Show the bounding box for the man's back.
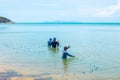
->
[51,41,58,48]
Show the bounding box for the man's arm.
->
[66,53,75,57]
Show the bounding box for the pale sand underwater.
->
[0,24,120,80]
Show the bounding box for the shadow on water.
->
[0,70,22,80]
[0,70,54,80]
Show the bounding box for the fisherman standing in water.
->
[48,38,52,47]
[62,46,75,59]
[51,37,59,48]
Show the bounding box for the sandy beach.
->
[8,74,120,80]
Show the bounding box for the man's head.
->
[53,37,56,41]
[64,46,68,51]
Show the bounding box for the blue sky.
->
[0,0,120,22]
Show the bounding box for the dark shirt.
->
[62,51,74,59]
[51,41,59,48]
[48,40,52,46]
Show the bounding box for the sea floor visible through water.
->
[0,23,120,80]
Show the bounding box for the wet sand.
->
[10,74,120,80]
[0,71,119,80]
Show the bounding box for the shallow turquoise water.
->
[0,24,120,79]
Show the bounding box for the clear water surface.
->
[0,23,120,79]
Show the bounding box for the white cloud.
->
[96,0,120,17]
[1,0,119,22]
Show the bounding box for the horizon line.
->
[15,22,120,24]
[1,21,120,24]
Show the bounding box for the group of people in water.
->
[48,37,75,59]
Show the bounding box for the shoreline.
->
[5,74,120,80]
[0,70,119,80]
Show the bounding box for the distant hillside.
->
[0,16,14,23]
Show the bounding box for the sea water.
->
[0,23,120,79]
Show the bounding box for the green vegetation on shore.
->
[0,16,14,23]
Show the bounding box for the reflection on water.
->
[48,46,59,53]
[62,58,75,73]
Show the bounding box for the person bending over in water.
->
[48,38,52,46]
[62,46,75,59]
